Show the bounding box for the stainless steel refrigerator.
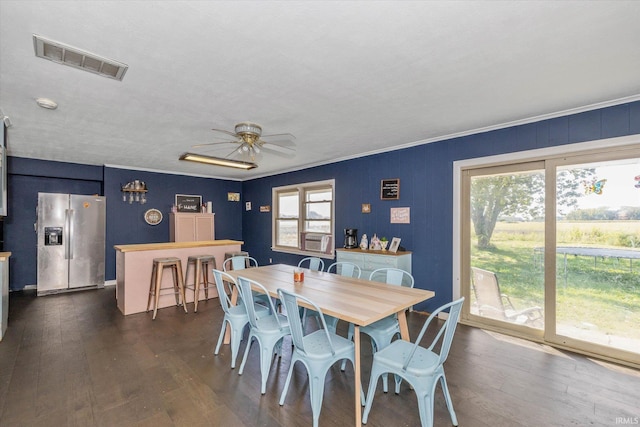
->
[36,192,106,295]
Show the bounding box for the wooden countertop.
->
[114,240,243,253]
[336,248,412,256]
[0,252,11,260]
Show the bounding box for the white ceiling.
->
[1,1,640,180]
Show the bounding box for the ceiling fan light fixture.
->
[234,122,262,137]
[179,152,257,170]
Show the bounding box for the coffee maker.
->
[344,228,358,249]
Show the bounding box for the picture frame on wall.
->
[389,237,401,253]
[380,178,400,200]
[175,194,202,213]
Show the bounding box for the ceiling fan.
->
[192,122,296,162]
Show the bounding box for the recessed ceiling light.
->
[36,98,58,110]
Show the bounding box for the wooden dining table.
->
[225,263,435,427]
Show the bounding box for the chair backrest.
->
[237,276,281,329]
[326,261,361,278]
[470,267,507,320]
[369,268,414,288]
[212,269,238,315]
[277,288,337,356]
[298,257,325,271]
[403,297,465,370]
[223,255,258,272]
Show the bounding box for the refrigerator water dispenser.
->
[44,227,63,245]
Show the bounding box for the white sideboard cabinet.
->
[336,248,411,280]
[170,213,215,242]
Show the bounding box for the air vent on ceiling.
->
[33,34,128,81]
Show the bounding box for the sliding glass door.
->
[463,162,545,338]
[461,145,640,366]
[549,154,640,359]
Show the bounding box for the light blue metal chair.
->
[212,269,269,369]
[303,261,362,333]
[277,288,364,427]
[237,276,291,394]
[326,261,361,278]
[297,256,325,271]
[362,297,465,427]
[223,255,258,271]
[342,267,415,391]
[223,255,272,308]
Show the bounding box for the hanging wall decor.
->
[390,207,410,224]
[381,178,400,200]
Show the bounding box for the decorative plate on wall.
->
[144,208,163,226]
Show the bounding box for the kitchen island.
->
[114,240,243,315]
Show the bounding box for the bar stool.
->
[185,254,217,312]
[147,257,188,320]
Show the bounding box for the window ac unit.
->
[302,233,331,253]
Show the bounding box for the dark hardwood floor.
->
[0,287,638,426]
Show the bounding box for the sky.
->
[574,159,640,210]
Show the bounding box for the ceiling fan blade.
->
[261,145,296,158]
[261,132,296,140]
[223,147,243,159]
[260,140,296,152]
[191,140,237,148]
[211,128,240,138]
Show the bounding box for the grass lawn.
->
[470,221,640,341]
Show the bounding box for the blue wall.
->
[242,101,640,311]
[5,101,640,302]
[5,160,243,290]
[5,158,103,290]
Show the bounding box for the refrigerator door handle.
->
[67,209,75,260]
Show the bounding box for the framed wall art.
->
[381,178,400,200]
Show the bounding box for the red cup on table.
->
[294,268,304,282]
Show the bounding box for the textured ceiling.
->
[1,1,640,180]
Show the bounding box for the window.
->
[272,179,335,257]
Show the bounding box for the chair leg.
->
[214,318,227,356]
[362,369,382,424]
[309,369,327,427]
[229,323,246,369]
[439,373,458,426]
[394,374,403,394]
[279,357,297,405]
[260,337,282,394]
[416,389,435,427]
[238,333,254,375]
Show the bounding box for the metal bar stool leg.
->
[176,261,187,313]
[147,262,157,313]
[194,259,202,312]
[153,262,163,320]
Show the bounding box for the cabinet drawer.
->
[363,254,397,270]
[337,252,364,264]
